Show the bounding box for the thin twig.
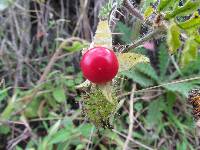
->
[112,129,154,150]
[119,76,200,98]
[135,76,200,93]
[123,84,136,150]
[86,126,95,150]
[38,37,86,83]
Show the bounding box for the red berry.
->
[80,47,119,84]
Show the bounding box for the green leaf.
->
[1,94,17,120]
[49,128,73,144]
[116,22,132,44]
[0,125,10,134]
[181,56,200,75]
[64,41,87,52]
[158,44,169,79]
[134,102,143,112]
[166,91,176,110]
[78,124,95,138]
[76,144,85,150]
[167,22,181,53]
[195,35,200,44]
[166,110,188,134]
[163,81,198,97]
[53,87,66,103]
[180,38,198,67]
[49,120,61,136]
[165,1,200,19]
[135,63,159,81]
[121,69,155,87]
[176,140,188,150]
[16,146,23,150]
[146,99,165,128]
[24,98,41,118]
[117,53,149,72]
[157,0,173,12]
[0,88,8,102]
[178,13,200,29]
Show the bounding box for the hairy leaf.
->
[167,22,181,53]
[180,38,198,67]
[117,53,149,72]
[158,44,169,79]
[163,81,199,97]
[178,13,200,29]
[121,69,155,87]
[116,22,132,44]
[181,56,200,75]
[53,87,66,103]
[158,0,173,12]
[93,20,112,49]
[165,1,200,19]
[135,63,159,82]
[146,98,165,128]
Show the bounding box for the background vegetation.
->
[0,0,200,149]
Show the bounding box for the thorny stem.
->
[122,27,166,52]
[123,0,144,21]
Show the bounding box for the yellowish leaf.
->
[94,20,112,49]
[144,6,154,19]
[167,22,181,53]
[117,53,150,72]
[76,80,91,89]
[98,83,114,104]
[180,38,198,67]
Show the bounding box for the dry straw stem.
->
[120,76,200,98]
[38,37,88,83]
[123,84,136,150]
[10,37,88,116]
[112,129,154,150]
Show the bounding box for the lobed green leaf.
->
[167,22,181,53]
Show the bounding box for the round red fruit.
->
[80,47,119,84]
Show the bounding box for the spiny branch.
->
[123,27,166,52]
[123,0,144,21]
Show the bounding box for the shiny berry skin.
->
[80,47,119,84]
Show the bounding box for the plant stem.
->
[123,0,144,21]
[123,27,166,52]
[112,129,154,150]
[123,84,136,150]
